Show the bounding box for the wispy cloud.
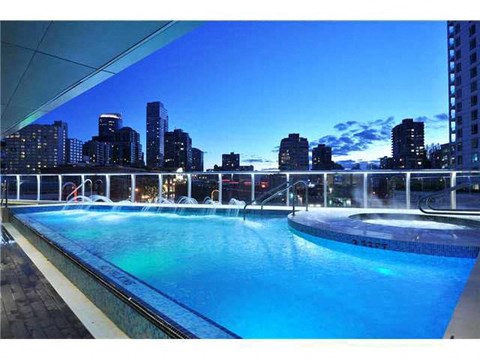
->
[310,116,395,156]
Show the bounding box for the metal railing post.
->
[81,175,85,197]
[16,175,20,200]
[131,174,136,203]
[451,172,457,209]
[58,175,62,202]
[251,173,255,202]
[292,186,296,216]
[106,174,111,200]
[406,172,411,209]
[286,173,290,207]
[158,174,163,202]
[323,173,328,208]
[36,175,41,201]
[187,174,192,198]
[218,173,223,204]
[363,173,368,208]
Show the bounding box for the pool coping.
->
[9,207,241,339]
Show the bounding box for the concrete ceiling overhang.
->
[0,20,201,137]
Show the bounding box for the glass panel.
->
[19,175,38,200]
[305,174,326,207]
[191,174,219,204]
[456,174,480,210]
[289,174,312,207]
[3,175,18,200]
[221,174,253,204]
[163,174,187,203]
[40,175,59,201]
[254,174,287,206]
[135,175,159,203]
[326,173,364,208]
[110,175,132,202]
[61,175,81,201]
[367,173,406,208]
[410,173,451,209]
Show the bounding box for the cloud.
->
[415,113,449,130]
[310,116,395,156]
[243,158,266,163]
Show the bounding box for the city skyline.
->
[33,21,449,170]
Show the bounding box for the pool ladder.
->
[243,180,309,220]
[418,180,480,216]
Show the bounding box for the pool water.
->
[23,209,475,339]
[363,219,468,230]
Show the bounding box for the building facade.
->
[3,121,68,173]
[66,138,84,164]
[222,152,240,170]
[448,21,480,170]
[98,113,123,141]
[164,129,192,171]
[392,119,425,169]
[112,127,143,167]
[311,144,333,170]
[82,140,112,166]
[278,133,309,170]
[191,147,204,171]
[146,101,169,169]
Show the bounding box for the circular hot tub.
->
[288,210,480,258]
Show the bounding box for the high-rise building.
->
[222,152,240,170]
[112,127,143,167]
[83,140,112,166]
[164,129,192,171]
[448,21,480,170]
[380,156,394,170]
[98,113,123,141]
[146,101,169,169]
[278,133,309,170]
[4,121,68,173]
[191,148,204,171]
[392,119,425,169]
[311,144,333,170]
[428,143,454,169]
[66,138,84,164]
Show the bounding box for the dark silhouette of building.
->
[98,113,122,141]
[164,129,192,171]
[83,140,112,166]
[278,133,309,170]
[380,156,394,169]
[448,21,480,170]
[222,152,240,170]
[428,143,453,169]
[146,101,169,169]
[112,127,143,167]
[4,121,68,173]
[392,119,425,169]
[66,138,84,164]
[192,147,204,171]
[312,144,333,170]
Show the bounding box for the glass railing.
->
[1,170,479,210]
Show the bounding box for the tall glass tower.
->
[146,101,169,169]
[448,21,480,170]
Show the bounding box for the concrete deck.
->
[1,228,93,338]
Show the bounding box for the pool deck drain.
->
[1,223,127,339]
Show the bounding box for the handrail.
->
[243,180,309,220]
[418,181,480,216]
[66,179,93,202]
[260,180,309,212]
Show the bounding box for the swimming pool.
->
[14,207,475,339]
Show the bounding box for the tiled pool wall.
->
[288,217,480,258]
[10,215,185,339]
[9,206,243,339]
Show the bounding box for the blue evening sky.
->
[36,21,449,170]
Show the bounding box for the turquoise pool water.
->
[22,209,475,338]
